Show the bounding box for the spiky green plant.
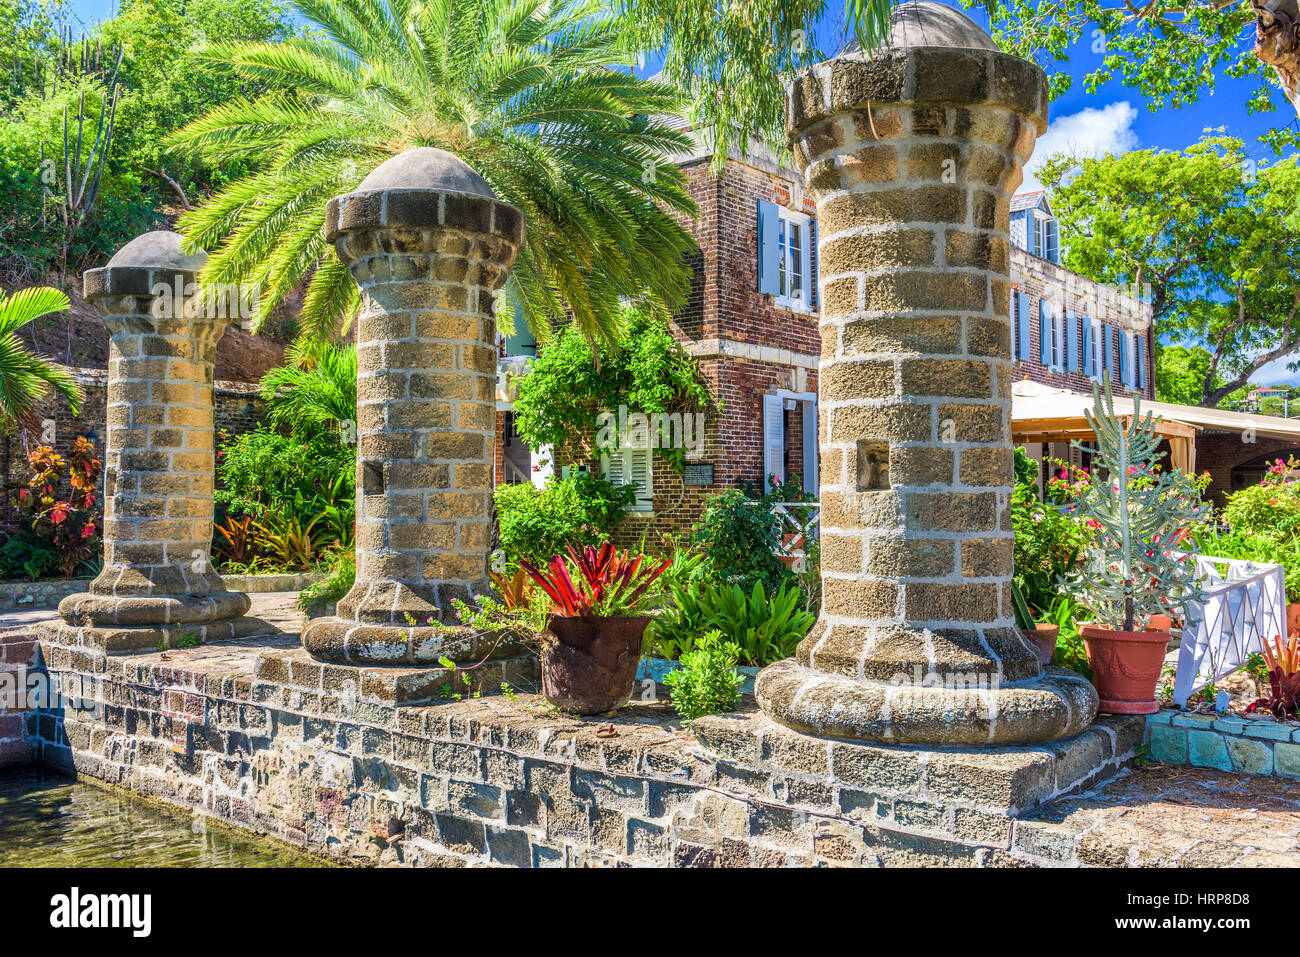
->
[1067,381,1210,632]
[258,342,357,442]
[0,286,83,433]
[166,0,698,350]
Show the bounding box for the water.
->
[0,768,332,867]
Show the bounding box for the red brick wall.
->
[1197,433,1300,507]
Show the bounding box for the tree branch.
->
[131,162,191,210]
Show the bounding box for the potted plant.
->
[1011,579,1058,667]
[1067,382,1210,714]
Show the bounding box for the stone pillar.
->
[302,148,527,665]
[41,231,267,653]
[755,3,1097,745]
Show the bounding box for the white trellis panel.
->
[769,502,820,561]
[1173,552,1287,708]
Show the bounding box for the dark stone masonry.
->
[19,631,1144,866]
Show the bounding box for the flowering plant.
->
[14,438,102,577]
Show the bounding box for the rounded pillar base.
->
[755,658,1098,745]
[301,616,526,665]
[58,590,251,628]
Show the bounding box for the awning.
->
[1012,380,1300,442]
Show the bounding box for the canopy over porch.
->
[1009,381,1300,475]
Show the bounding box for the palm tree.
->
[0,287,84,435]
[167,0,699,350]
[259,342,357,441]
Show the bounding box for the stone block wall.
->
[21,633,1144,867]
[0,630,39,767]
[1145,710,1300,778]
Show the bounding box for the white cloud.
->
[1021,101,1140,193]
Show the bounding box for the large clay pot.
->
[542,615,650,715]
[1080,624,1171,714]
[1287,603,1300,635]
[1021,623,1059,668]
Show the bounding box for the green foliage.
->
[167,0,698,351]
[511,308,713,471]
[0,0,294,284]
[494,472,636,568]
[1042,594,1092,680]
[964,1,1280,120]
[0,286,83,432]
[1010,579,1036,630]
[1154,344,1221,407]
[216,427,353,521]
[1010,482,1083,615]
[664,630,744,725]
[0,536,58,581]
[1040,136,1300,408]
[648,578,813,666]
[1013,446,1038,487]
[259,344,357,443]
[1068,382,1210,631]
[691,487,791,592]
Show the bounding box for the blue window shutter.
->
[1017,292,1031,360]
[1027,209,1039,257]
[757,200,781,296]
[809,220,818,310]
[1039,300,1051,364]
[1081,315,1092,374]
[1117,328,1127,384]
[1066,309,1078,371]
[1047,219,1060,264]
[1102,324,1112,377]
[1136,335,1145,390]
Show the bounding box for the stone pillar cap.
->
[325,147,525,252]
[838,1,996,55]
[84,230,208,300]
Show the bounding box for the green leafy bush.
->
[691,488,790,592]
[664,630,744,724]
[648,579,814,666]
[215,428,354,523]
[1010,482,1084,615]
[494,473,636,568]
[297,546,356,614]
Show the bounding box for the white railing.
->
[1173,552,1287,708]
[769,501,820,560]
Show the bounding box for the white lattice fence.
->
[769,501,820,561]
[1173,552,1287,708]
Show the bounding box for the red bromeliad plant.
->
[520,544,670,618]
[1245,633,1300,718]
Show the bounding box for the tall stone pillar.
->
[302,148,527,665]
[755,3,1097,745]
[41,230,267,653]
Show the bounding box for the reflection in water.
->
[0,768,331,867]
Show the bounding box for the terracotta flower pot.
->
[1287,603,1300,635]
[542,615,650,715]
[1080,624,1171,715]
[1021,623,1059,668]
[1145,613,1173,632]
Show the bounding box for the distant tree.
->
[1154,344,1220,407]
[1042,135,1300,409]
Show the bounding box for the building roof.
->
[1011,190,1050,214]
[1011,380,1300,443]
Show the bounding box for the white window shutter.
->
[628,447,653,511]
[801,399,818,496]
[763,394,785,486]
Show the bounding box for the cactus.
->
[1067,380,1210,632]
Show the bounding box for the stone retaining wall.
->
[0,630,40,767]
[1145,710,1300,778]
[19,632,1145,867]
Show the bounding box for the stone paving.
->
[1016,764,1300,866]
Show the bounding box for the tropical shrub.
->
[648,579,814,666]
[1244,633,1300,718]
[215,427,354,525]
[0,288,84,433]
[520,544,671,618]
[1011,482,1084,615]
[1220,457,1300,543]
[664,630,744,724]
[11,438,102,578]
[494,473,636,568]
[691,488,790,592]
[296,544,356,614]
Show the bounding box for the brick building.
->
[493,135,1300,523]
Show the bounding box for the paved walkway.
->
[0,591,306,635]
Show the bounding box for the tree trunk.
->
[1254,0,1300,115]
